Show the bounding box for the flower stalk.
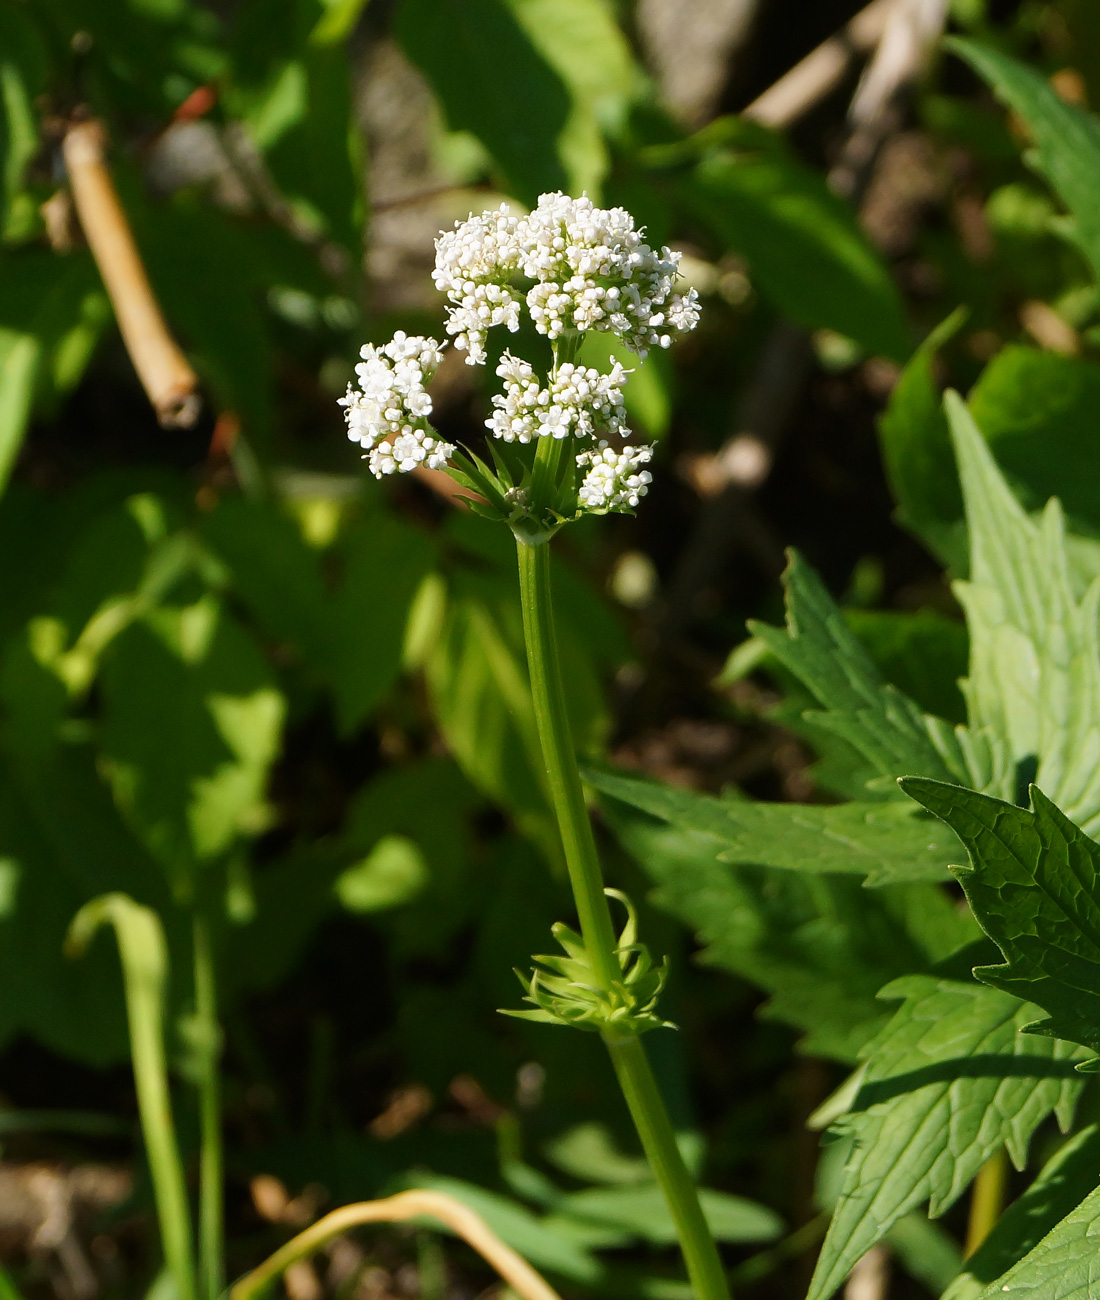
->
[516,530,731,1300]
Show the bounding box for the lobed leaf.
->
[749,551,967,787]
[946,391,1100,827]
[970,1183,1100,1300]
[808,976,1084,1300]
[902,777,1100,1061]
[589,767,959,887]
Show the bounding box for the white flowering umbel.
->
[342,192,700,539]
[340,332,454,476]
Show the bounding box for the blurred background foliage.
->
[4,0,1100,1297]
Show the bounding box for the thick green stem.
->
[193,912,224,1300]
[516,529,731,1300]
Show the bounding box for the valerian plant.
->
[338,191,728,1300]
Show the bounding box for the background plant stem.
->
[193,911,224,1300]
[516,527,731,1300]
[964,1147,1008,1258]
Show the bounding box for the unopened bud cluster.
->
[341,192,701,521]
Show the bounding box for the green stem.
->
[965,1147,1008,1258]
[516,528,731,1300]
[193,911,224,1300]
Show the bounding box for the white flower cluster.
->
[577,443,654,511]
[486,353,630,443]
[433,192,700,364]
[339,332,455,477]
[431,205,523,365]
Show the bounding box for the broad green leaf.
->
[944,1124,1100,1300]
[397,1172,603,1284]
[949,39,1100,284]
[688,141,910,360]
[946,392,1100,827]
[971,1183,1100,1300]
[607,808,976,1062]
[506,0,638,198]
[100,599,285,893]
[808,977,1083,1300]
[749,551,966,787]
[968,345,1100,537]
[553,1182,783,1246]
[589,767,959,886]
[394,0,571,204]
[902,779,1100,1062]
[875,308,967,568]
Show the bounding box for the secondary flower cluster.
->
[433,192,700,365]
[485,354,629,444]
[339,332,454,477]
[341,192,701,521]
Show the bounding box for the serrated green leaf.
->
[749,551,966,786]
[902,778,1100,1061]
[808,977,1084,1300]
[589,767,958,886]
[946,390,1100,829]
[971,1182,1100,1300]
[949,39,1100,284]
[944,1124,1100,1300]
[606,808,977,1062]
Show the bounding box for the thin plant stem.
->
[68,895,198,1300]
[515,525,731,1300]
[965,1147,1009,1258]
[193,911,225,1300]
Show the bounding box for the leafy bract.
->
[807,976,1084,1300]
[944,1124,1100,1300]
[589,767,958,886]
[949,38,1100,284]
[749,550,966,787]
[902,778,1100,1062]
[946,391,1100,829]
[606,808,976,1062]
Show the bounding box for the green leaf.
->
[807,977,1084,1300]
[749,551,966,787]
[505,0,638,198]
[589,767,959,887]
[945,391,1100,826]
[0,329,37,494]
[949,38,1100,284]
[394,0,571,204]
[944,1124,1100,1299]
[606,809,977,1062]
[901,779,1100,1061]
[970,1182,1100,1300]
[100,599,285,893]
[843,608,969,726]
[688,140,910,360]
[552,1182,783,1247]
[875,308,968,567]
[0,4,47,234]
[968,345,1100,537]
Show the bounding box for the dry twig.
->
[230,1190,563,1300]
[62,120,201,429]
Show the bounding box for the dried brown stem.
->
[62,120,201,429]
[229,1190,562,1300]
